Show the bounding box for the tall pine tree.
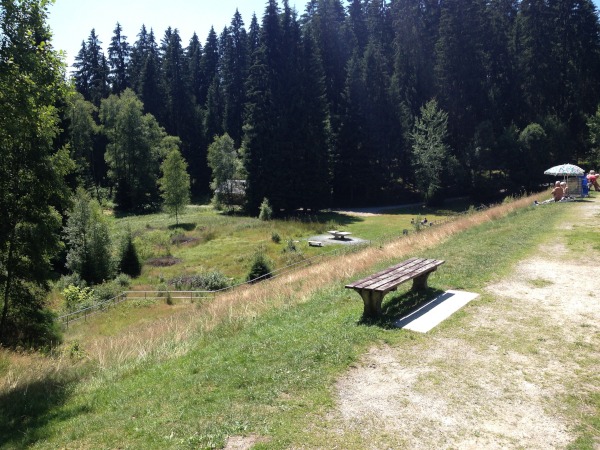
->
[107,22,130,94]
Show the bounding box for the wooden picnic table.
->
[345,257,445,318]
[327,230,352,240]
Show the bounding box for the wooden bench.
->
[345,257,445,318]
[328,230,352,240]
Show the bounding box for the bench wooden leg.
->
[412,271,432,291]
[357,290,385,318]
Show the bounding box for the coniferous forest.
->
[70,0,600,212]
[3,0,600,346]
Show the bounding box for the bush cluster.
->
[168,271,231,291]
[61,275,132,313]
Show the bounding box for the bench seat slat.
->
[345,258,444,292]
[366,260,442,292]
[374,260,444,292]
[362,259,436,290]
[345,257,421,289]
[346,258,434,290]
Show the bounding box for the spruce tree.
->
[137,29,164,122]
[186,32,203,104]
[435,0,489,152]
[346,0,368,53]
[296,31,330,210]
[161,28,191,138]
[199,27,220,107]
[221,10,249,148]
[242,1,283,214]
[303,0,348,125]
[128,24,149,94]
[185,33,210,197]
[107,22,130,94]
[390,0,439,115]
[73,29,109,106]
[73,41,91,100]
[332,52,371,204]
[484,0,518,129]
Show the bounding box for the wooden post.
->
[358,289,386,318]
[412,271,433,291]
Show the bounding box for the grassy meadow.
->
[2,194,600,449]
[111,200,471,287]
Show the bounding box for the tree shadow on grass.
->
[0,372,85,448]
[315,211,364,227]
[167,222,196,231]
[358,288,446,329]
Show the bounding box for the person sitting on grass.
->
[552,181,564,202]
[560,181,569,199]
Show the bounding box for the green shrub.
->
[271,232,281,243]
[56,273,87,290]
[62,285,95,312]
[246,250,273,283]
[2,286,62,349]
[93,280,123,303]
[258,198,272,221]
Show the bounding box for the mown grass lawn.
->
[3,197,599,449]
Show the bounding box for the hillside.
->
[2,194,599,448]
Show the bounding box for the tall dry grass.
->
[1,194,537,392]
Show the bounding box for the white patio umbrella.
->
[543,163,584,177]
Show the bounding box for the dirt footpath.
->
[330,200,600,449]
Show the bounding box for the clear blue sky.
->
[47,0,299,68]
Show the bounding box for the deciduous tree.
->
[64,189,112,284]
[67,92,102,193]
[207,134,242,210]
[101,89,174,212]
[159,148,191,225]
[411,100,455,205]
[0,0,72,346]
